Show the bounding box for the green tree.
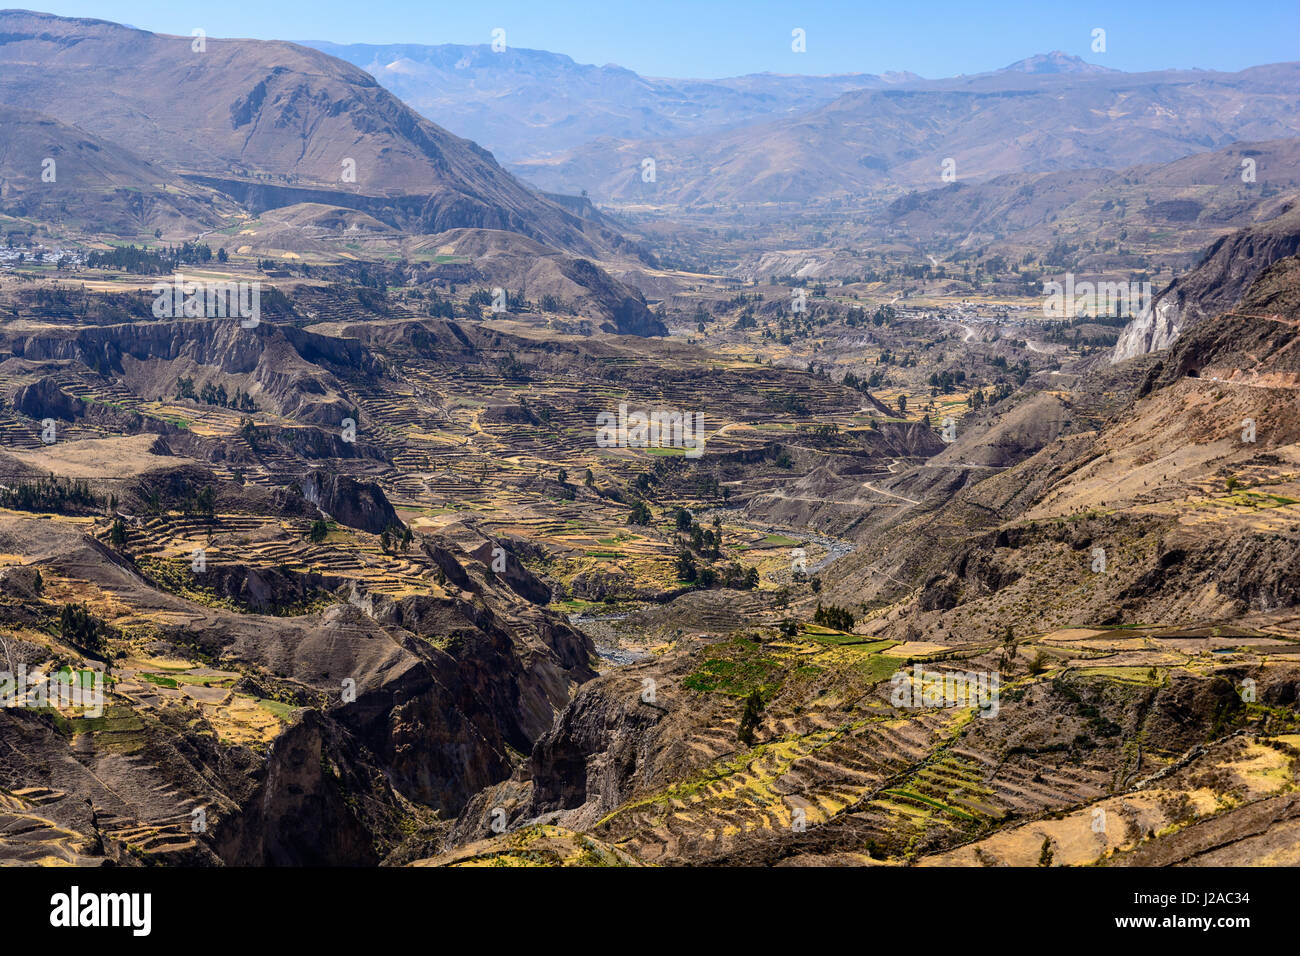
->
[59,603,107,656]
[674,507,693,532]
[813,602,855,631]
[627,500,651,526]
[675,549,697,582]
[738,690,764,746]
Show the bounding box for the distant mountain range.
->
[302,43,1142,171]
[305,40,914,163]
[509,61,1300,204]
[300,43,1300,212]
[4,10,1299,313]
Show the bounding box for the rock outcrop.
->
[1113,203,1300,361]
[298,471,401,534]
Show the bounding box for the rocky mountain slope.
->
[411,228,665,335]
[0,104,230,236]
[886,138,1300,256]
[0,461,594,865]
[0,11,626,259]
[1114,202,1300,360]
[424,251,1300,867]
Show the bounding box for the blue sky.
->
[36,0,1300,78]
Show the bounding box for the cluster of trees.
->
[765,393,810,416]
[86,242,216,275]
[467,288,535,316]
[738,690,764,746]
[0,478,99,514]
[671,508,760,590]
[179,485,216,519]
[674,549,759,590]
[967,380,1017,409]
[626,500,762,590]
[761,313,821,343]
[129,479,215,519]
[238,417,258,449]
[59,602,110,657]
[627,499,652,525]
[928,368,967,393]
[813,602,856,631]
[1039,240,1079,268]
[842,369,888,391]
[842,304,896,328]
[876,348,917,368]
[108,517,130,548]
[723,291,764,310]
[379,522,413,553]
[626,457,732,509]
[420,297,456,319]
[1043,326,1123,349]
[989,381,1018,403]
[538,293,576,315]
[902,262,942,280]
[497,357,529,382]
[675,508,721,559]
[987,355,1033,386]
[833,269,886,284]
[175,377,257,411]
[693,473,723,497]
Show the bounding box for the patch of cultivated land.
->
[0,245,1298,868]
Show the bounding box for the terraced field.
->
[1,245,1298,872]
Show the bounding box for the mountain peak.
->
[880,70,924,84]
[999,51,1117,74]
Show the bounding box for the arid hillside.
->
[0,6,1297,878]
[0,11,633,259]
[422,252,1300,867]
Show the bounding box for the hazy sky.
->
[36,0,1300,78]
